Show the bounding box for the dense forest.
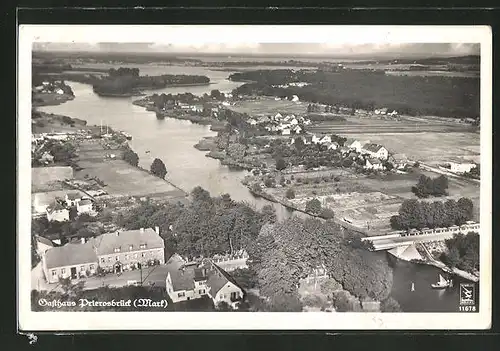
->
[440,232,479,273]
[230,69,479,118]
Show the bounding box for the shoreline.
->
[33,92,188,198]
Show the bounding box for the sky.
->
[32,42,480,58]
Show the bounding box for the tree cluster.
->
[390,197,474,230]
[150,158,167,179]
[411,174,449,198]
[247,217,393,311]
[440,232,479,273]
[122,147,139,167]
[117,187,273,260]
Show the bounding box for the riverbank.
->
[32,93,75,107]
[133,99,225,125]
[416,243,479,282]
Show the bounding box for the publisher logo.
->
[459,283,475,305]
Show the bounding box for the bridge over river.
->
[361,222,480,260]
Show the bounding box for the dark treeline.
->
[230,69,479,118]
[390,197,474,230]
[411,174,449,198]
[93,68,210,96]
[440,233,479,273]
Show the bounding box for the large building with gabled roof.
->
[40,227,165,283]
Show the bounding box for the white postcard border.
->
[18,25,492,330]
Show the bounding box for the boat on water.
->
[411,282,415,291]
[431,274,453,289]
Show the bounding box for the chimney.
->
[155,226,160,235]
[140,228,144,233]
[81,237,86,244]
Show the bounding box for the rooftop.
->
[362,143,385,153]
[36,235,54,248]
[166,262,196,291]
[90,228,164,256]
[44,242,98,269]
[79,199,93,206]
[206,262,244,295]
[46,202,66,213]
[345,138,359,145]
[66,192,82,200]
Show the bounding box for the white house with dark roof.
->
[364,158,385,171]
[65,192,83,207]
[206,261,245,309]
[361,143,389,160]
[46,202,69,222]
[165,259,210,303]
[344,138,362,152]
[42,241,98,283]
[76,198,93,215]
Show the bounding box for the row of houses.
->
[291,134,390,160]
[248,113,311,135]
[40,227,165,283]
[37,227,246,309]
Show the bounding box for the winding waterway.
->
[38,64,476,312]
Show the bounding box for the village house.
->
[281,128,291,135]
[447,161,476,174]
[324,141,339,150]
[76,198,93,215]
[247,118,257,126]
[291,95,300,102]
[364,158,385,171]
[374,108,388,115]
[65,192,83,207]
[292,125,302,134]
[206,261,245,309]
[344,138,362,152]
[42,241,98,283]
[312,134,321,144]
[361,143,389,160]
[165,259,210,303]
[46,202,69,222]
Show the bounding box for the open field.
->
[75,140,186,199]
[255,165,479,234]
[343,132,479,164]
[229,97,307,116]
[32,166,74,192]
[307,121,476,135]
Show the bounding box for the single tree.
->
[305,198,322,214]
[275,158,287,171]
[150,158,167,179]
[285,188,296,199]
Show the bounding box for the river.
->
[38,65,477,312]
